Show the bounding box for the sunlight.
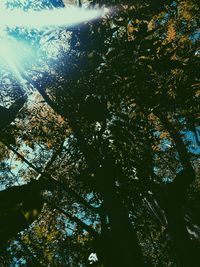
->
[0,4,105,84]
[0,6,103,30]
[0,1,106,84]
[0,37,36,83]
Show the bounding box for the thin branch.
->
[49,201,99,238]
[153,110,193,171]
[34,83,99,169]
[1,140,98,213]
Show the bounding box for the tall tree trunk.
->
[152,179,199,267]
[96,163,144,267]
[100,192,144,267]
[36,87,144,265]
[165,206,199,267]
[152,110,199,266]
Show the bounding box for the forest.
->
[0,0,199,266]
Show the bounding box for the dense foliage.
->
[0,0,199,266]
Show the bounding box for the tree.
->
[0,0,199,266]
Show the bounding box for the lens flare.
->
[0,37,36,83]
[0,3,106,87]
[0,7,103,30]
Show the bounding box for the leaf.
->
[166,22,176,42]
[159,131,169,139]
[168,88,176,99]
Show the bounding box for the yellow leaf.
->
[166,22,176,42]
[195,90,200,97]
[168,88,176,99]
[47,142,53,149]
[159,132,169,139]
[58,115,65,124]
[152,145,160,151]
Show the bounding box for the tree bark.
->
[152,111,199,266]
[95,160,144,267]
[36,86,145,266]
[99,192,144,267]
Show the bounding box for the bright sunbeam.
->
[0,37,36,83]
[0,6,103,30]
[0,2,106,88]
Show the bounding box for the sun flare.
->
[0,6,103,30]
[0,2,105,85]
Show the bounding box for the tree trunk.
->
[97,189,144,267]
[164,201,199,266]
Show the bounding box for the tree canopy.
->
[0,0,199,266]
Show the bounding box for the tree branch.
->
[153,110,193,172]
[48,201,99,238]
[1,140,98,214]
